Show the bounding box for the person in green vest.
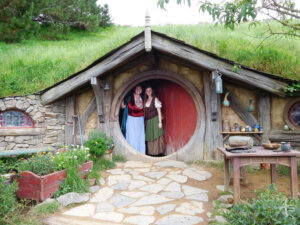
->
[144,86,165,156]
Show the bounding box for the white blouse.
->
[145,98,162,108]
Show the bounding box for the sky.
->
[97,0,213,26]
[98,0,300,27]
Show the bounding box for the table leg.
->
[290,157,298,199]
[233,157,240,205]
[241,166,247,185]
[270,164,277,184]
[224,158,230,191]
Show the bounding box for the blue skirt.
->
[126,115,145,154]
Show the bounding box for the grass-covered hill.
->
[0,22,299,97]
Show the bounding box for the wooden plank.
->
[224,158,230,191]
[270,130,300,142]
[80,97,96,133]
[226,90,258,127]
[258,93,271,143]
[41,36,145,105]
[0,128,42,136]
[91,77,105,123]
[152,34,288,97]
[203,72,223,159]
[65,95,75,146]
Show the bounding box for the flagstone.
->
[107,174,131,181]
[107,168,124,175]
[93,212,124,223]
[155,214,203,225]
[155,161,188,168]
[133,175,155,182]
[161,191,184,199]
[182,169,212,181]
[119,206,155,215]
[186,193,209,202]
[96,202,115,213]
[157,178,172,185]
[90,187,114,203]
[112,181,129,190]
[128,180,147,190]
[63,204,95,217]
[164,182,181,192]
[111,194,136,208]
[156,204,176,215]
[175,201,204,215]
[99,177,105,186]
[134,168,151,172]
[133,194,172,206]
[166,174,188,183]
[107,179,117,186]
[125,161,152,168]
[124,216,155,225]
[120,191,149,198]
[144,171,166,179]
[182,185,208,196]
[140,183,164,194]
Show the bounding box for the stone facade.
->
[0,95,65,151]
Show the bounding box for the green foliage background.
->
[0,22,299,97]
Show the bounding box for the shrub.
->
[88,129,114,148]
[18,152,55,176]
[85,138,107,158]
[222,184,300,225]
[0,178,18,223]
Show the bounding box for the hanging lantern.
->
[214,71,223,94]
[104,81,110,91]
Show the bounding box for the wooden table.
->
[217,146,300,204]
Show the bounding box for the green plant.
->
[88,129,114,149]
[30,201,61,216]
[112,154,127,162]
[0,178,18,223]
[87,169,101,182]
[93,158,115,171]
[18,152,56,176]
[222,184,300,225]
[85,138,107,158]
[285,82,300,96]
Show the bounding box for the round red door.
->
[155,80,197,154]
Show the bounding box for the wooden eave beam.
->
[151,34,288,97]
[41,36,145,105]
[91,77,105,123]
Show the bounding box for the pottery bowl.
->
[263,143,281,150]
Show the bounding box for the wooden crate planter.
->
[16,161,93,202]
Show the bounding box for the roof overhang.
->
[40,31,290,105]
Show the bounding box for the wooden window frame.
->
[0,109,34,129]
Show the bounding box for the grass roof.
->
[0,22,299,97]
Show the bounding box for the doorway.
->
[119,79,197,156]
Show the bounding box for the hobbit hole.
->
[119,79,197,156]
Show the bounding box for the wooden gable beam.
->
[91,77,105,123]
[79,97,97,133]
[65,95,76,146]
[151,34,288,97]
[41,36,145,105]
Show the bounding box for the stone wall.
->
[0,95,66,151]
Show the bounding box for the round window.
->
[288,101,300,129]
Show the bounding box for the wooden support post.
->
[203,71,223,159]
[233,157,240,204]
[91,77,105,123]
[65,95,75,146]
[290,157,298,199]
[270,164,277,184]
[258,93,271,143]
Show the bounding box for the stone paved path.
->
[44,160,212,225]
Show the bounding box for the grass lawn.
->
[0,22,299,97]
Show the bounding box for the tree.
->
[0,0,114,42]
[157,0,300,38]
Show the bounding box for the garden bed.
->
[17,161,93,202]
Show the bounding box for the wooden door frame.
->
[110,69,206,161]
